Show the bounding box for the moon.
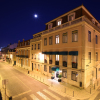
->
[34,14,38,18]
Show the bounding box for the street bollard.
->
[43,79,44,83]
[94,84,95,90]
[65,88,66,93]
[90,88,91,94]
[73,91,74,97]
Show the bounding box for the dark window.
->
[35,44,36,50]
[96,35,98,44]
[32,45,33,50]
[38,44,40,49]
[88,31,91,42]
[96,52,98,61]
[49,36,53,45]
[88,52,91,63]
[44,38,47,46]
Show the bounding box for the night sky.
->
[0,0,100,47]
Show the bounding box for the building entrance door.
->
[32,63,33,71]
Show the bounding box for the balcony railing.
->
[42,16,100,35]
[44,59,47,63]
[72,62,77,68]
[63,61,67,67]
[49,60,52,64]
[16,55,29,58]
[55,61,59,65]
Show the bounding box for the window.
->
[92,19,95,24]
[96,35,98,44]
[34,54,36,59]
[27,50,28,55]
[48,24,52,29]
[62,33,67,43]
[25,42,26,46]
[88,31,91,42]
[62,69,67,78]
[38,54,40,60]
[88,52,91,63]
[49,36,53,45]
[38,64,40,70]
[72,30,78,42]
[55,35,59,44]
[32,54,33,59]
[57,20,61,26]
[44,38,47,46]
[28,41,30,45]
[35,44,36,50]
[56,55,59,61]
[68,13,75,21]
[63,55,67,61]
[49,66,52,73]
[71,71,77,81]
[35,64,36,68]
[32,45,33,50]
[96,52,98,61]
[44,65,47,72]
[72,56,77,68]
[27,60,28,66]
[38,44,40,49]
[49,55,52,60]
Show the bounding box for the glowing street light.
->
[34,14,38,18]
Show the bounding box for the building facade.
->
[30,5,100,88]
[16,39,30,70]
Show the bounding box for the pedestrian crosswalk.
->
[21,89,64,100]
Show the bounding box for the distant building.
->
[16,39,30,70]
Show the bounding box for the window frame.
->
[62,32,67,43]
[44,65,47,72]
[88,31,91,42]
[57,19,62,26]
[48,23,53,29]
[72,30,78,42]
[71,71,77,82]
[55,35,59,44]
[49,36,53,45]
[44,38,47,46]
[68,12,75,21]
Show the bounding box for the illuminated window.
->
[56,55,59,61]
[88,31,91,42]
[88,52,91,63]
[58,20,61,26]
[72,56,77,68]
[49,36,53,45]
[44,38,47,46]
[38,54,40,60]
[62,33,67,43]
[96,52,98,61]
[49,55,52,60]
[72,30,78,42]
[71,71,77,81]
[55,35,59,44]
[62,69,67,78]
[44,65,47,72]
[96,35,98,44]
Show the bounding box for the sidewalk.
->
[1,61,100,100]
[12,65,100,100]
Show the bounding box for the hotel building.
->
[30,4,100,88]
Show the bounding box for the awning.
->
[69,51,78,55]
[59,51,68,55]
[50,51,59,55]
[52,67,59,71]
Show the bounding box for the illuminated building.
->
[30,4,100,88]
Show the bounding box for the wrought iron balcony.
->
[72,62,77,68]
[49,60,52,64]
[63,61,67,67]
[55,61,59,65]
[44,59,47,63]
